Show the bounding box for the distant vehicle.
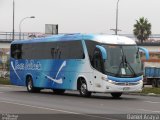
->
[144,67,160,87]
[10,34,149,98]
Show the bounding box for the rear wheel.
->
[26,76,40,93]
[53,89,65,94]
[157,79,160,88]
[111,92,122,98]
[152,79,158,88]
[79,80,91,97]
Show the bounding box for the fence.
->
[0,32,45,41]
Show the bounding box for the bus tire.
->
[111,92,122,98]
[53,89,65,94]
[79,80,91,97]
[26,76,40,93]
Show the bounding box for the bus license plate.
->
[123,87,130,91]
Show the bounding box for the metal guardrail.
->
[136,41,160,46]
[0,32,45,42]
[0,32,14,42]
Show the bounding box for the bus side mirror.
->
[96,45,107,60]
[138,47,149,60]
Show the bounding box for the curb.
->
[124,92,160,97]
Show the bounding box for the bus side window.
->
[11,44,22,59]
[58,51,61,59]
[51,48,55,58]
[15,50,22,59]
[55,48,61,59]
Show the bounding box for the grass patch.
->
[0,77,10,85]
[142,87,160,94]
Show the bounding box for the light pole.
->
[115,0,120,35]
[19,16,35,40]
[12,0,15,41]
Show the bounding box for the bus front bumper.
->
[102,80,143,93]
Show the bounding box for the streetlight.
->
[12,0,15,41]
[115,0,120,35]
[19,16,35,40]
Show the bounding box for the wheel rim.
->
[28,80,32,91]
[81,83,87,95]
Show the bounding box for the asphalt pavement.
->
[0,85,160,120]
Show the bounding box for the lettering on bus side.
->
[15,60,42,70]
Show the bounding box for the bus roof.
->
[11,33,136,45]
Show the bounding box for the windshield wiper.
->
[116,48,137,77]
[124,55,137,77]
[115,57,123,77]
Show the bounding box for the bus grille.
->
[115,82,139,86]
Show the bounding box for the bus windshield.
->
[102,45,142,77]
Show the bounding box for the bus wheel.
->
[111,92,122,98]
[53,89,65,94]
[26,76,40,93]
[79,81,91,97]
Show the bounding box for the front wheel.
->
[111,92,122,98]
[79,81,91,97]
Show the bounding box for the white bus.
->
[10,34,149,98]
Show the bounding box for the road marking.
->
[0,99,118,120]
[0,85,24,88]
[144,101,160,104]
[0,100,79,114]
[137,109,160,113]
[0,86,13,90]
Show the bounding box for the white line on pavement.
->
[0,100,79,114]
[0,99,118,120]
[0,86,12,90]
[137,109,160,113]
[144,101,160,104]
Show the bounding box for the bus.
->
[10,34,149,98]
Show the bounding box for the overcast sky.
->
[0,0,160,34]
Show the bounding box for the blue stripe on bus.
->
[108,76,142,82]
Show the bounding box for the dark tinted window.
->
[60,41,84,59]
[11,41,84,60]
[85,40,98,62]
[22,42,57,59]
[92,49,104,72]
[11,44,22,59]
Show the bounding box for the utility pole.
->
[12,0,15,41]
[115,0,120,35]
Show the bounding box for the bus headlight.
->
[138,80,143,84]
[107,80,116,84]
[108,80,113,83]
